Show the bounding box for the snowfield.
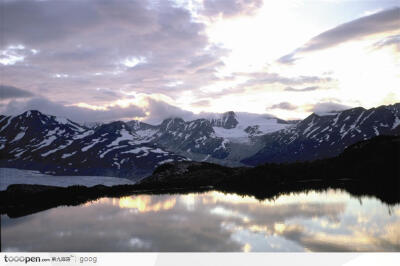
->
[0,168,134,191]
[212,114,290,143]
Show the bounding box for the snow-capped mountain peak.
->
[210,111,239,129]
[0,110,188,180]
[242,103,400,165]
[210,112,292,143]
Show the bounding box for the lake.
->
[1,189,399,252]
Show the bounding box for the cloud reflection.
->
[1,190,399,252]
[116,196,176,212]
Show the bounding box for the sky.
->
[0,0,399,123]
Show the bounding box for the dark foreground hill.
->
[138,135,400,200]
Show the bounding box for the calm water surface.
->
[2,190,400,252]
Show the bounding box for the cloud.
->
[0,85,34,99]
[306,101,351,113]
[381,92,400,105]
[267,100,351,114]
[1,95,207,124]
[278,7,400,64]
[91,88,125,101]
[241,72,333,87]
[0,0,227,104]
[191,100,211,107]
[1,0,155,47]
[201,0,263,18]
[373,34,400,52]
[199,86,245,99]
[192,72,334,103]
[268,102,298,110]
[284,86,320,92]
[276,53,298,65]
[2,97,146,123]
[144,98,196,124]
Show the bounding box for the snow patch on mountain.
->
[33,136,57,151]
[212,113,290,143]
[11,131,25,143]
[62,152,76,159]
[392,117,400,129]
[157,159,174,165]
[136,128,158,139]
[82,138,104,152]
[42,140,73,157]
[0,116,13,132]
[107,128,134,147]
[73,130,94,140]
[99,145,128,158]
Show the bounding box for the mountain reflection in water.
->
[2,189,400,252]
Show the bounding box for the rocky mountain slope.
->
[242,103,400,165]
[0,111,187,179]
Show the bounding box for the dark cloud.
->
[3,93,276,124]
[202,0,263,18]
[307,101,351,113]
[278,7,400,64]
[91,88,124,101]
[0,95,207,123]
[284,86,320,92]
[144,98,196,124]
[2,97,146,123]
[0,0,227,103]
[1,0,155,47]
[268,102,298,110]
[267,100,351,116]
[0,85,34,99]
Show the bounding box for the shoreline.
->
[1,177,398,219]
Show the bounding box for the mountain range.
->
[1,103,399,180]
[243,104,400,165]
